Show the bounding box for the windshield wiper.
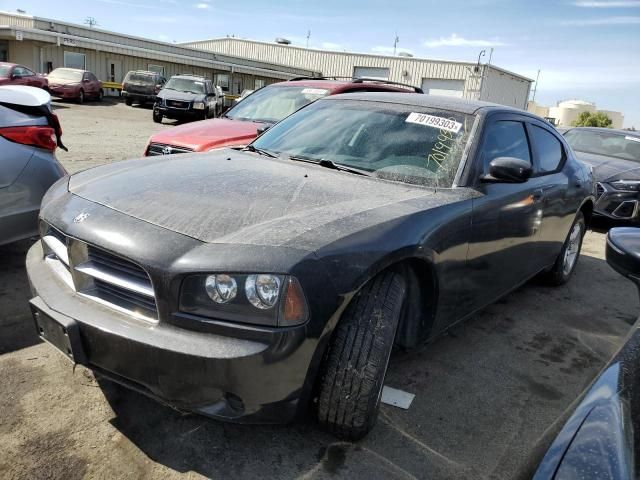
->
[243,144,278,158]
[288,155,372,177]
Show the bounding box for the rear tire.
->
[125,97,133,106]
[544,211,586,286]
[152,110,163,124]
[317,270,406,440]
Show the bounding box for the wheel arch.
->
[578,197,594,228]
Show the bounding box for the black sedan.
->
[564,127,640,223]
[27,93,594,440]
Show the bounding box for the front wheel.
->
[97,89,104,102]
[152,110,163,124]
[77,90,84,104]
[544,212,586,286]
[316,270,406,440]
[125,97,133,106]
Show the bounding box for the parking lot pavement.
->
[0,101,637,479]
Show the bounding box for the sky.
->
[2,0,639,127]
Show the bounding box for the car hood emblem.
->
[162,146,173,155]
[73,212,90,223]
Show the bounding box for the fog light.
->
[205,274,237,304]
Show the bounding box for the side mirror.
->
[483,157,532,183]
[606,228,640,293]
[83,79,90,83]
[256,124,270,136]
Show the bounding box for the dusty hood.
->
[68,151,447,247]
[149,118,262,152]
[47,78,81,87]
[574,151,640,182]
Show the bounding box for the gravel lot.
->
[1,99,637,479]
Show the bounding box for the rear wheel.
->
[152,110,163,124]
[544,212,586,286]
[317,270,406,440]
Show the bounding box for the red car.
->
[145,77,422,155]
[47,68,103,104]
[0,63,48,90]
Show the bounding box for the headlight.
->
[610,180,640,192]
[192,101,205,110]
[180,273,308,327]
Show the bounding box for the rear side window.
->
[529,125,563,173]
[482,121,531,169]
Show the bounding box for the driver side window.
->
[482,121,531,171]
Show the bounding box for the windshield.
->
[565,129,640,162]
[253,99,474,187]
[0,66,10,78]
[164,77,205,94]
[125,73,155,84]
[225,85,330,124]
[48,69,83,82]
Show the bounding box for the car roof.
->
[564,126,639,137]
[0,62,17,67]
[128,70,161,75]
[273,78,420,94]
[51,67,86,73]
[171,74,206,80]
[320,91,524,115]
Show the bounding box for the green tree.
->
[571,111,613,128]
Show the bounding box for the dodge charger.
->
[27,93,594,439]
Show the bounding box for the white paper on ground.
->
[380,386,415,409]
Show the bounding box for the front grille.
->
[166,100,190,109]
[40,223,158,322]
[595,183,605,200]
[147,143,194,156]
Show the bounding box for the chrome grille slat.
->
[40,222,158,323]
[147,142,194,156]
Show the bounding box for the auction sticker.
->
[626,136,640,143]
[301,88,329,95]
[406,112,462,133]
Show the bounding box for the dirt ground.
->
[0,98,637,479]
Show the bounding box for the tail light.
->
[0,126,57,151]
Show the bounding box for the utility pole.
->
[393,33,399,56]
[84,16,98,28]
[531,69,541,102]
[488,47,494,65]
[306,30,311,48]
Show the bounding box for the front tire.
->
[544,211,586,286]
[317,270,406,440]
[97,89,104,102]
[125,97,133,106]
[77,90,84,104]
[152,110,163,124]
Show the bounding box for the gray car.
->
[0,86,67,246]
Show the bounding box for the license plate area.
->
[30,301,87,364]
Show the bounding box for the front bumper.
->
[26,240,315,423]
[594,182,640,222]
[49,87,79,99]
[154,104,203,119]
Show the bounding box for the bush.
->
[571,111,613,128]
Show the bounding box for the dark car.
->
[144,77,422,155]
[529,227,640,480]
[153,74,222,123]
[27,93,593,439]
[122,70,166,107]
[47,68,103,103]
[564,127,640,223]
[0,63,48,90]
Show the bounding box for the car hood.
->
[157,89,204,102]
[148,118,262,151]
[573,151,640,182]
[68,151,460,249]
[47,79,80,86]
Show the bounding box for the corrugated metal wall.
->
[185,38,532,108]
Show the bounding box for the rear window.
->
[124,72,155,84]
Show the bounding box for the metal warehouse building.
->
[0,11,532,108]
[183,37,533,109]
[0,11,317,94]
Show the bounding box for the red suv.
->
[0,63,48,90]
[47,68,103,103]
[144,77,422,155]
